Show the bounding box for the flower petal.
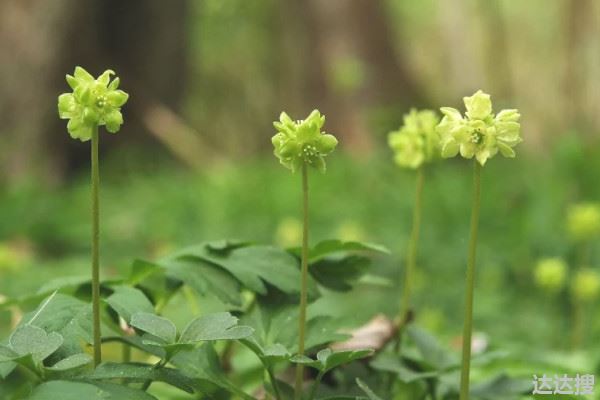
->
[464,90,492,120]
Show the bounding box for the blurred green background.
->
[1,0,599,377]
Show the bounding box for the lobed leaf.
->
[406,325,458,370]
[307,240,390,262]
[9,325,63,363]
[291,348,373,373]
[45,353,92,372]
[179,312,254,343]
[105,286,154,323]
[27,380,157,400]
[130,312,177,344]
[88,362,196,394]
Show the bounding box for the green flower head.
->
[388,109,440,169]
[534,258,567,293]
[272,110,338,173]
[58,66,129,141]
[566,202,600,242]
[571,269,600,303]
[436,90,522,166]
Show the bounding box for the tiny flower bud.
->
[566,203,600,242]
[534,258,567,293]
[571,269,600,302]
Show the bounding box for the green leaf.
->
[318,348,373,372]
[310,255,371,291]
[27,380,157,400]
[170,344,255,400]
[36,276,90,295]
[88,362,196,394]
[307,240,390,262]
[179,312,254,343]
[176,244,303,295]
[130,312,177,344]
[128,259,162,285]
[291,348,372,373]
[470,374,532,399]
[356,378,384,400]
[319,397,368,400]
[19,293,96,357]
[9,325,63,362]
[105,286,154,323]
[205,239,249,253]
[0,345,17,378]
[45,353,92,371]
[256,299,348,352]
[406,325,458,370]
[163,257,242,306]
[370,353,439,383]
[240,338,291,369]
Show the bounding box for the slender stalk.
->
[91,125,102,367]
[307,372,324,400]
[459,161,482,400]
[267,367,282,400]
[142,358,167,391]
[400,167,425,325]
[571,242,590,348]
[295,163,310,400]
[571,300,584,348]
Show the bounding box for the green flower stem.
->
[16,364,41,383]
[267,367,282,400]
[400,167,424,325]
[459,161,482,400]
[307,371,325,400]
[571,242,590,349]
[142,358,168,391]
[91,125,102,367]
[295,162,310,400]
[571,301,584,349]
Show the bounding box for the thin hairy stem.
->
[267,367,282,400]
[399,167,425,326]
[295,163,310,400]
[459,161,482,400]
[91,126,102,366]
[307,371,324,400]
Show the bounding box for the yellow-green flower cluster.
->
[58,66,129,141]
[534,258,567,293]
[388,109,440,169]
[436,90,522,166]
[272,110,338,173]
[566,203,600,242]
[570,269,600,302]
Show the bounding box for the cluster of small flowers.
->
[388,90,522,169]
[271,110,338,173]
[534,202,600,301]
[58,67,129,141]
